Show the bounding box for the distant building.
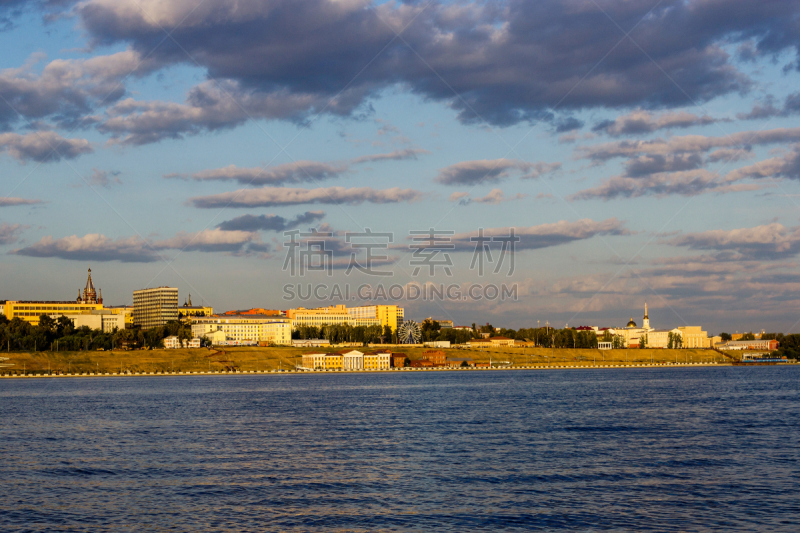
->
[468,336,515,347]
[301,352,344,370]
[164,336,201,349]
[133,287,178,329]
[719,339,779,351]
[105,306,134,328]
[348,305,405,331]
[409,359,434,368]
[620,303,711,348]
[447,358,473,367]
[191,315,291,345]
[424,340,451,348]
[178,295,213,320]
[391,353,408,367]
[363,351,391,370]
[224,308,283,316]
[425,317,453,329]
[3,269,104,325]
[421,350,446,365]
[676,326,711,348]
[646,328,683,349]
[287,305,354,328]
[341,350,364,370]
[76,268,103,305]
[286,304,405,332]
[292,339,330,348]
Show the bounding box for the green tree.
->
[56,315,75,336]
[421,319,441,342]
[719,332,732,342]
[38,315,56,333]
[612,335,624,349]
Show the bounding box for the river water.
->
[1,367,798,531]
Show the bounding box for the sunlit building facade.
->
[191,315,292,345]
[287,305,354,328]
[133,287,179,329]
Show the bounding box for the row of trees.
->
[771,334,800,359]
[293,320,481,345]
[293,324,393,344]
[0,313,193,351]
[421,319,479,345]
[718,332,780,341]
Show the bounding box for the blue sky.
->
[2,0,800,334]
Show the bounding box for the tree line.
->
[0,313,193,351]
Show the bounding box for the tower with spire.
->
[77,268,103,305]
[642,302,650,330]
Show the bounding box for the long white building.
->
[191,315,292,345]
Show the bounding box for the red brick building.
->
[391,353,408,368]
[421,350,446,365]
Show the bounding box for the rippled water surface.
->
[1,367,799,531]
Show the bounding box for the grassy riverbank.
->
[0,346,732,375]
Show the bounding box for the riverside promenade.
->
[0,361,771,379]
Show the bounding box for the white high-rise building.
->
[133,287,178,329]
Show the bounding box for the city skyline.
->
[2,1,800,333]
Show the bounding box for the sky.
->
[2,0,800,334]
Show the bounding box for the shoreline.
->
[5,361,794,379]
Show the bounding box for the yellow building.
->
[348,305,405,331]
[301,352,343,370]
[363,351,391,370]
[105,306,135,327]
[619,304,711,348]
[3,300,103,326]
[178,294,213,320]
[677,326,711,348]
[287,305,354,328]
[191,315,292,345]
[468,337,515,347]
[2,269,107,326]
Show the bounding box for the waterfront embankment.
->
[0,346,776,378]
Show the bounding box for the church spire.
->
[644,302,648,319]
[643,302,650,330]
[85,268,95,292]
[79,267,98,304]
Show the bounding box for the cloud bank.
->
[217,211,326,232]
[190,186,423,208]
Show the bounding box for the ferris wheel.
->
[397,320,422,344]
